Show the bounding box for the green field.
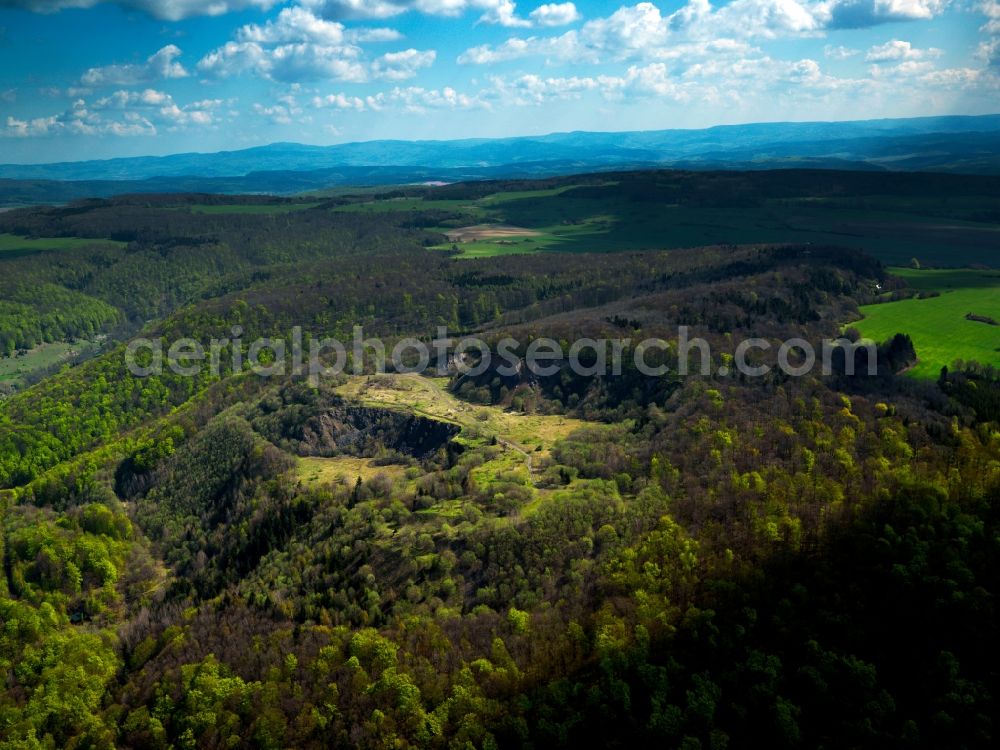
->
[370,184,1000,263]
[0,339,101,391]
[854,267,1000,377]
[0,233,123,257]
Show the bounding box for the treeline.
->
[0,284,119,356]
[421,168,1000,205]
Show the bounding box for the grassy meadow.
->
[0,233,124,257]
[0,339,101,391]
[401,184,1000,264]
[855,267,1000,377]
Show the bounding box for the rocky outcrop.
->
[296,404,459,459]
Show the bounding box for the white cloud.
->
[678,0,823,40]
[371,48,437,80]
[979,37,1000,68]
[579,3,670,57]
[919,67,984,87]
[238,7,349,45]
[480,0,531,26]
[459,0,954,65]
[487,72,598,104]
[253,101,306,124]
[824,44,859,59]
[81,45,188,86]
[529,2,579,26]
[91,88,226,126]
[869,59,936,76]
[302,0,531,26]
[979,1,1000,34]
[198,35,366,83]
[312,92,367,108]
[817,0,948,29]
[458,33,576,63]
[352,27,405,42]
[307,83,488,112]
[198,7,424,82]
[865,39,942,61]
[1,89,226,138]
[385,85,484,111]
[5,113,71,138]
[0,0,279,22]
[266,44,369,82]
[458,3,672,64]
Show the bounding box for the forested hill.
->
[3,114,1000,205]
[0,173,998,748]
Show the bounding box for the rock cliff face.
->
[295,404,459,459]
[246,386,461,459]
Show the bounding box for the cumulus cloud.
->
[2,89,226,138]
[980,0,1000,34]
[91,88,226,126]
[678,0,823,40]
[979,37,1000,68]
[458,0,953,65]
[198,7,430,82]
[301,0,531,26]
[580,2,671,56]
[529,2,580,26]
[384,85,484,111]
[486,72,598,105]
[311,92,367,109]
[81,45,188,87]
[458,33,576,64]
[865,39,941,61]
[199,41,368,82]
[0,0,278,22]
[480,0,531,26]
[238,6,349,45]
[310,42,872,116]
[818,0,947,29]
[307,84,485,112]
[824,44,859,59]
[253,100,307,124]
[352,27,405,42]
[458,3,671,64]
[371,48,437,80]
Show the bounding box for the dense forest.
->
[0,174,998,749]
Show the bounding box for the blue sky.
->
[0,0,996,162]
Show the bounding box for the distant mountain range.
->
[2,114,1000,205]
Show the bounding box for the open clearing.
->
[0,339,101,391]
[322,181,1000,265]
[331,373,602,514]
[295,455,408,488]
[444,224,542,242]
[335,372,587,458]
[854,267,1000,378]
[0,233,123,257]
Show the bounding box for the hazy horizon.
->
[1,111,999,168]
